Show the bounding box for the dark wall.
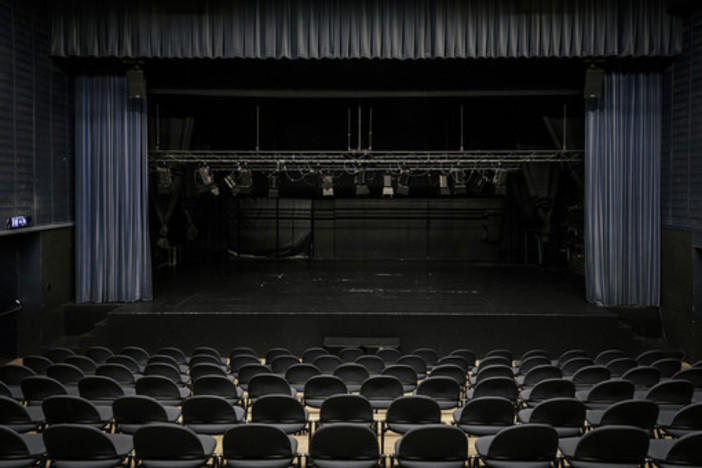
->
[659,11,702,361]
[0,0,74,233]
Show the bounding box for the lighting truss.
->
[149,149,583,173]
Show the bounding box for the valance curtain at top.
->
[49,0,681,59]
[585,73,661,307]
[75,76,152,303]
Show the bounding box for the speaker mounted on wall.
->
[126,68,146,99]
[583,67,604,99]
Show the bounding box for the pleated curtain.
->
[585,72,661,307]
[75,76,152,303]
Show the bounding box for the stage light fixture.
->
[396,170,410,196]
[382,174,394,197]
[155,166,173,194]
[237,168,254,195]
[355,169,370,196]
[268,172,280,198]
[493,169,509,196]
[195,165,219,196]
[468,171,487,195]
[451,169,467,195]
[322,173,335,197]
[223,172,239,196]
[438,174,451,196]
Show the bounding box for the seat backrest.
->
[636,349,666,366]
[230,355,262,373]
[598,399,659,430]
[528,378,576,400]
[106,354,142,373]
[334,363,370,384]
[572,425,649,464]
[319,394,374,424]
[561,357,595,375]
[360,375,404,399]
[0,364,35,385]
[248,374,294,399]
[301,347,329,363]
[522,365,563,386]
[457,396,515,425]
[472,377,519,401]
[192,375,240,399]
[21,376,68,402]
[0,395,31,423]
[383,364,418,386]
[285,363,321,385]
[182,395,240,424]
[156,346,188,365]
[42,395,101,424]
[229,346,258,360]
[23,355,53,374]
[144,362,184,384]
[557,350,589,367]
[304,375,347,399]
[416,376,461,401]
[355,355,386,374]
[386,395,442,424]
[449,349,476,367]
[64,355,98,374]
[429,364,466,385]
[671,403,702,429]
[672,368,702,388]
[79,375,126,400]
[189,355,224,368]
[586,379,635,403]
[223,424,294,459]
[621,366,660,388]
[44,423,119,459]
[191,346,224,361]
[519,349,551,362]
[411,348,439,367]
[397,424,467,461]
[396,355,427,375]
[121,346,150,365]
[594,349,629,366]
[311,355,343,373]
[376,348,402,364]
[486,424,558,461]
[270,355,301,374]
[338,347,364,363]
[189,363,227,381]
[645,380,694,405]
[310,423,379,461]
[113,395,169,423]
[45,347,75,363]
[605,357,638,377]
[0,425,33,457]
[473,364,514,384]
[437,355,471,372]
[476,355,511,369]
[47,363,85,385]
[485,349,513,362]
[134,423,207,459]
[530,398,585,427]
[96,363,136,385]
[237,363,272,385]
[665,432,702,465]
[651,358,683,378]
[265,348,294,364]
[85,346,114,363]
[571,365,611,386]
[251,395,306,423]
[518,356,552,375]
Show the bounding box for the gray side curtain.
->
[585,72,661,307]
[76,76,152,303]
[50,0,681,59]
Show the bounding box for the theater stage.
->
[103,260,640,356]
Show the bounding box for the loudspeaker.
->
[583,67,604,98]
[126,68,146,99]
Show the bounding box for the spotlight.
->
[223,172,239,196]
[195,165,219,196]
[237,168,254,195]
[321,173,334,197]
[468,171,487,195]
[268,172,280,198]
[382,174,394,197]
[493,169,509,196]
[155,166,173,194]
[451,169,467,195]
[396,170,410,196]
[355,169,370,196]
[438,174,451,196]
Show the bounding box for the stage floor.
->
[117,260,611,318]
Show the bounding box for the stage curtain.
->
[50,0,681,59]
[585,72,661,307]
[76,76,152,303]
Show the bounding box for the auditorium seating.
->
[1,344,699,467]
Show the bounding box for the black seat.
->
[518,397,586,437]
[0,425,46,467]
[121,346,150,368]
[382,364,418,392]
[516,364,563,388]
[303,375,348,408]
[312,355,343,374]
[265,347,294,364]
[395,424,468,468]
[448,349,477,368]
[0,395,45,433]
[222,424,299,468]
[192,375,243,404]
[672,368,702,399]
[411,348,439,369]
[189,363,233,382]
[355,355,387,375]
[574,379,635,410]
[237,363,272,390]
[270,355,301,377]
[555,350,589,367]
[133,423,217,468]
[648,430,702,468]
[85,346,115,364]
[309,423,380,468]
[301,347,329,363]
[44,347,75,364]
[191,346,226,364]
[383,395,442,452]
[250,395,309,435]
[465,377,519,403]
[318,394,376,431]
[181,395,245,434]
[144,362,189,386]
[95,362,139,388]
[22,355,53,374]
[0,364,35,400]
[415,376,462,409]
[652,358,683,379]
[594,349,629,366]
[606,357,638,377]
[567,365,611,388]
[437,355,472,373]
[360,375,404,410]
[248,373,297,407]
[148,353,188,374]
[338,347,365,363]
[21,376,69,406]
[428,364,467,388]
[334,363,370,392]
[42,395,113,430]
[376,348,402,364]
[469,364,513,387]
[46,363,85,394]
[64,355,98,375]
[620,366,660,389]
[189,354,227,370]
[519,378,576,407]
[635,379,693,411]
[657,402,702,438]
[285,363,321,393]
[586,399,659,433]
[485,349,513,362]
[230,346,259,359]
[79,375,134,406]
[475,423,559,468]
[156,346,189,367]
[106,354,143,374]
[396,355,427,380]
[453,396,515,436]
[515,356,552,376]
[230,355,262,376]
[472,355,512,375]
[636,349,667,366]
[113,395,181,434]
[560,357,596,376]
[559,425,650,468]
[135,375,190,405]
[43,423,133,468]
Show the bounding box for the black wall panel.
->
[0,0,73,232]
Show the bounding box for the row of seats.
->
[4,417,702,467]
